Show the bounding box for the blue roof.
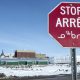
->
[0,58,48,62]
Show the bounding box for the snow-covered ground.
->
[0,64,80,77]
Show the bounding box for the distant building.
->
[48,57,54,64]
[1,50,4,56]
[14,50,36,58]
[0,50,5,58]
[53,56,70,64]
[35,53,46,59]
[0,58,49,65]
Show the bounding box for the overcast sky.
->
[0,0,80,57]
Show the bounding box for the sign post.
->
[71,48,77,80]
[48,2,80,80]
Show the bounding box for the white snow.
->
[0,64,70,77]
[0,64,80,77]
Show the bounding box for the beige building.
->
[36,53,46,59]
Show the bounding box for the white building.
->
[49,55,80,64]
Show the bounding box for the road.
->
[0,74,80,80]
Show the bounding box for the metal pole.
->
[71,48,77,80]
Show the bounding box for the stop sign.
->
[49,2,80,47]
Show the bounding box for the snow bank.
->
[0,64,77,77]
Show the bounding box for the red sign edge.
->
[48,2,80,48]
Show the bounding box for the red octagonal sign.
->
[49,2,80,47]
